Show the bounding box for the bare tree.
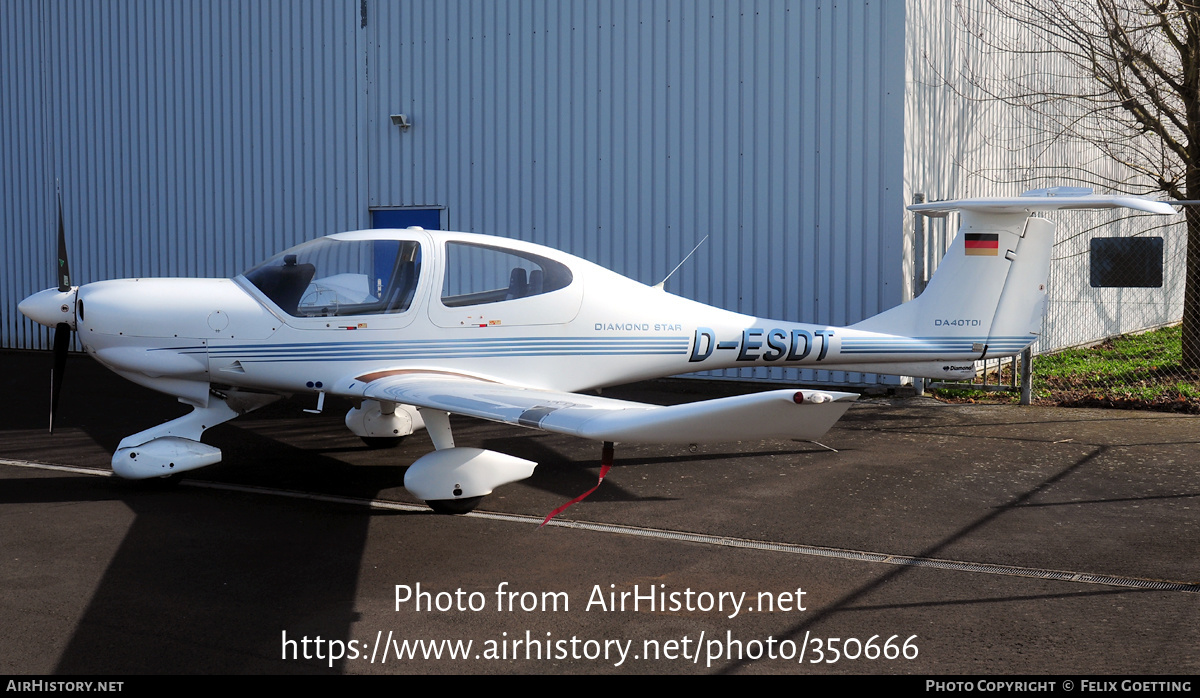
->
[953,0,1200,367]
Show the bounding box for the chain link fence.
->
[1032,207,1200,410]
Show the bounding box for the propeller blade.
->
[50,322,71,433]
[57,193,71,292]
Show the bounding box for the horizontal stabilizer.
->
[356,374,858,444]
[910,193,1176,216]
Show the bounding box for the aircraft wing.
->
[356,373,858,443]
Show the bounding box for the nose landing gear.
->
[111,390,279,479]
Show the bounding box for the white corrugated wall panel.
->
[368,0,907,384]
[2,0,366,350]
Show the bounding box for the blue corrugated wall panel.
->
[369,0,906,383]
[4,0,906,387]
[2,0,366,350]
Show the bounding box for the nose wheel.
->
[426,496,484,515]
[360,436,405,449]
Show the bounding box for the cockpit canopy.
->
[440,241,573,307]
[242,237,421,317]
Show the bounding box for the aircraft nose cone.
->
[18,287,77,329]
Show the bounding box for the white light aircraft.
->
[19,190,1175,514]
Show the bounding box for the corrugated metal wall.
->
[4,0,907,386]
[2,0,367,351]
[370,0,907,383]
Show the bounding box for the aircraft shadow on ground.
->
[0,356,434,673]
[714,446,1123,674]
[5,355,677,672]
[46,421,390,674]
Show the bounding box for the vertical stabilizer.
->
[851,210,1045,358]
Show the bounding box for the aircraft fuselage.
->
[64,228,995,407]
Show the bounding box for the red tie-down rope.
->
[541,441,614,527]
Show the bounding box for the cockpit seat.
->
[506,268,528,300]
[250,254,316,315]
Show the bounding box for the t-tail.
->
[849,189,1176,365]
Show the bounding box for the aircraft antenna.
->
[653,235,708,290]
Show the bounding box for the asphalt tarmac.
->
[1,351,1197,675]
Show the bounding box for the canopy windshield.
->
[242,238,422,317]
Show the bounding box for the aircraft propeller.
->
[49,194,74,432]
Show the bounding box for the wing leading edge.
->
[356,373,858,444]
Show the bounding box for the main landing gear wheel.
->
[125,473,184,490]
[359,436,405,449]
[426,496,483,515]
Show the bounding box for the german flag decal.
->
[964,233,999,256]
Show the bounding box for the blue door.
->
[372,208,443,230]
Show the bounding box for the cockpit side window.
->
[441,242,573,307]
[243,239,422,317]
